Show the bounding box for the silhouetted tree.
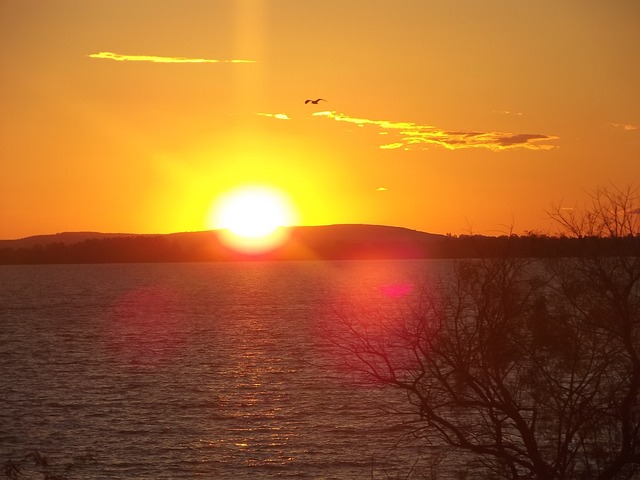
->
[331,186,640,479]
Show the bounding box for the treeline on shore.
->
[0,227,638,264]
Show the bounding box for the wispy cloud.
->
[88,52,256,64]
[612,123,639,131]
[493,110,523,116]
[309,111,557,152]
[256,112,291,120]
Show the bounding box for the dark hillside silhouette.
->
[0,231,137,248]
[0,224,637,264]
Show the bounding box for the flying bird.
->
[305,98,326,104]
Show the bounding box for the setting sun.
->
[209,185,298,254]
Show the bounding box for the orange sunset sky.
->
[1,0,639,240]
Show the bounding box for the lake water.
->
[0,260,453,479]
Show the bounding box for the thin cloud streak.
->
[612,123,639,131]
[311,111,557,152]
[88,52,256,64]
[256,113,291,120]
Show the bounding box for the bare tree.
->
[331,186,640,479]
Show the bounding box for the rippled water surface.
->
[1,260,450,479]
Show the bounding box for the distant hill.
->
[0,224,636,264]
[285,224,444,260]
[0,224,445,264]
[0,225,442,249]
[0,231,138,249]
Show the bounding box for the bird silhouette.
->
[305,98,326,104]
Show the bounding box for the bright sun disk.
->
[209,186,297,254]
